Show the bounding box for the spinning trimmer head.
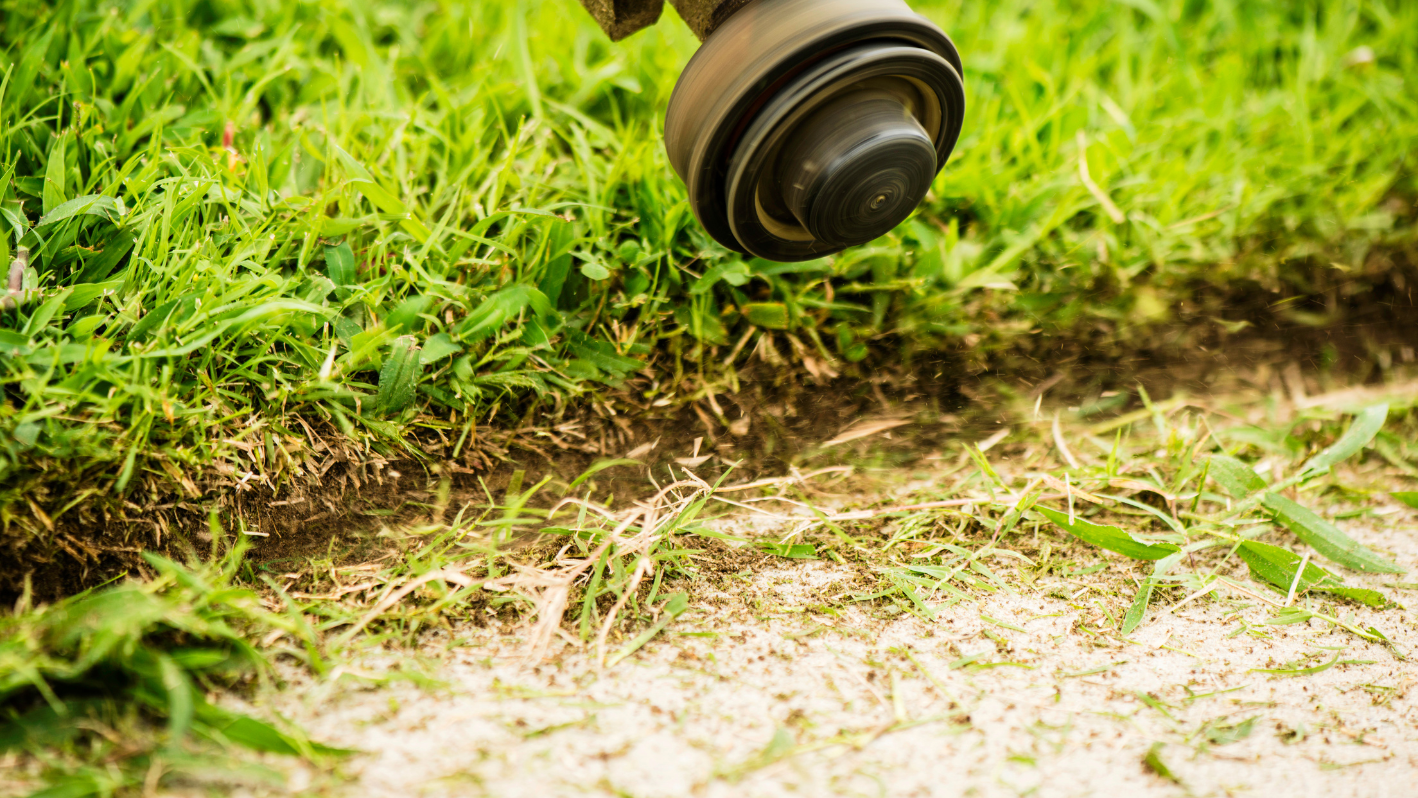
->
[577,0,964,262]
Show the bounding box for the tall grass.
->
[0,0,1415,557]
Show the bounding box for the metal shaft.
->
[574,0,751,41]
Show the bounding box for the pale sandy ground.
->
[265,508,1418,798]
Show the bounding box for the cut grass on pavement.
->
[4,379,1415,795]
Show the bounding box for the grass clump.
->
[2,0,1417,577]
[0,531,340,796]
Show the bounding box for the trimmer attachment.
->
[580,0,965,261]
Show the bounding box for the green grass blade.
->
[199,706,355,758]
[42,134,66,217]
[154,653,195,746]
[1262,493,1403,574]
[1121,551,1183,635]
[1142,743,1180,784]
[606,593,689,668]
[35,195,125,228]
[324,242,358,298]
[1317,586,1389,609]
[568,458,643,490]
[1236,540,1385,607]
[1037,507,1180,560]
[1250,651,1341,677]
[1301,404,1388,477]
[375,336,422,416]
[1208,455,1266,499]
[1236,540,1331,593]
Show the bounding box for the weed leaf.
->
[1394,492,1418,510]
[1301,404,1387,477]
[580,260,611,281]
[1037,507,1180,560]
[690,260,751,295]
[1262,493,1402,573]
[1122,577,1157,635]
[386,294,432,333]
[375,336,422,415]
[1202,716,1257,745]
[1208,455,1266,498]
[332,315,363,345]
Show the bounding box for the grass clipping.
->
[3,386,1416,793]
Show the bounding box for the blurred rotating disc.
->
[665,0,965,262]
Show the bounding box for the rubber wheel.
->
[664,0,965,262]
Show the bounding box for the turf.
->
[2,0,1416,573]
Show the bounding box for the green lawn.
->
[1,0,1416,564]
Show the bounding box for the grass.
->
[1,0,1417,572]
[0,530,347,796]
[3,374,1416,793]
[2,0,1418,790]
